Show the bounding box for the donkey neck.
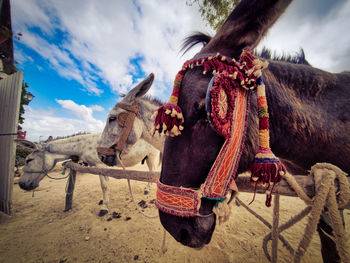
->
[264,61,349,173]
[200,0,292,59]
[44,152,70,171]
[138,99,165,152]
[47,134,99,156]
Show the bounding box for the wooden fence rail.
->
[63,161,350,210]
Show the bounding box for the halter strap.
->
[114,100,140,152]
[23,148,68,180]
[96,100,140,156]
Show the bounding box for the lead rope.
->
[115,154,168,253]
[43,153,72,194]
[161,228,168,253]
[116,154,158,219]
[31,150,72,198]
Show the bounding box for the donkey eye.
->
[108,116,117,123]
[26,158,34,164]
[194,101,207,120]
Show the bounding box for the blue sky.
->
[11,0,350,142]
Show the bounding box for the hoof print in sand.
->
[112,212,121,218]
[138,200,148,209]
[98,209,108,217]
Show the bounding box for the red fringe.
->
[250,162,286,185]
[249,160,286,207]
[239,49,256,69]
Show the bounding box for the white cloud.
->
[13,0,350,141]
[12,0,350,101]
[21,106,103,142]
[21,99,105,142]
[13,49,34,65]
[12,0,210,100]
[15,27,103,95]
[89,105,104,112]
[258,0,350,73]
[55,99,104,126]
[11,0,54,35]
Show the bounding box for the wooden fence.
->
[0,71,23,215]
[62,161,350,211]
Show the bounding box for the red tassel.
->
[250,161,286,185]
[152,104,184,137]
[249,148,286,207]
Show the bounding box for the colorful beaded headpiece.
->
[153,50,286,216]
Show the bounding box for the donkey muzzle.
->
[96,147,118,166]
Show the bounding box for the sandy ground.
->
[1,164,349,263]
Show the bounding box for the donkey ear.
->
[14,139,38,150]
[123,73,155,103]
[201,0,292,58]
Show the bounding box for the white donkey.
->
[19,75,161,216]
[18,133,160,216]
[97,73,165,169]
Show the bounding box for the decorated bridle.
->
[96,100,141,157]
[153,50,286,217]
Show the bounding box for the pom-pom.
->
[153,103,184,136]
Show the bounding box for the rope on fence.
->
[0,132,18,136]
[263,163,349,263]
[286,163,350,263]
[235,163,349,262]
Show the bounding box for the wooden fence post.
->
[64,164,77,212]
[0,72,23,215]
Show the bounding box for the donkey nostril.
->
[180,228,191,244]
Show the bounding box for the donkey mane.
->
[180,31,212,56]
[47,131,92,142]
[142,95,164,107]
[181,32,309,65]
[254,46,309,65]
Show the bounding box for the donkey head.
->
[15,139,68,190]
[158,0,292,248]
[16,140,53,190]
[15,139,41,190]
[97,73,154,166]
[19,150,49,190]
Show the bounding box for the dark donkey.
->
[156,0,349,262]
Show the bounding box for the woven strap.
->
[155,178,203,217]
[204,80,251,199]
